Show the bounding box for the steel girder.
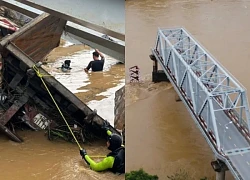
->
[152,28,250,180]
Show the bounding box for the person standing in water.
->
[84,49,105,72]
[80,120,125,174]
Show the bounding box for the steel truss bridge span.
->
[151,28,250,180]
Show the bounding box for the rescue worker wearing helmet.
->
[79,120,125,174]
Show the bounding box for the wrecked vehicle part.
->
[0,123,23,142]
[0,13,120,143]
[45,106,99,144]
[46,123,85,144]
[0,52,116,142]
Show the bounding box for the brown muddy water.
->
[0,40,125,180]
[126,0,250,179]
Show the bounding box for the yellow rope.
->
[33,65,83,150]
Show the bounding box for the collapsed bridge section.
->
[0,12,119,143]
[0,0,125,63]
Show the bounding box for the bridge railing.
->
[152,28,250,151]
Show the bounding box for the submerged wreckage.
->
[0,10,120,143]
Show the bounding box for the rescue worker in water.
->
[79,121,125,174]
[84,49,105,72]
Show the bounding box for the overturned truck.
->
[0,12,120,143]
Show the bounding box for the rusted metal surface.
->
[24,104,39,122]
[12,15,66,62]
[1,94,29,125]
[0,13,49,48]
[0,13,66,63]
[0,124,22,142]
[7,42,104,125]
[9,72,25,89]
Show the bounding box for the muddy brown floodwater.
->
[0,40,125,180]
[126,0,250,179]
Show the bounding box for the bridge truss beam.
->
[152,28,250,180]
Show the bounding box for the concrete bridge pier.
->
[149,54,181,101]
[211,159,228,180]
[149,54,169,83]
[216,171,225,180]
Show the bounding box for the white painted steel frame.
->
[154,28,250,147]
[152,27,250,180]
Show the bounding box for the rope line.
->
[33,65,83,150]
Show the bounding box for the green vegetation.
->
[125,169,213,180]
[125,169,158,180]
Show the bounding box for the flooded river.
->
[126,0,250,179]
[0,40,124,180]
[0,131,121,180]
